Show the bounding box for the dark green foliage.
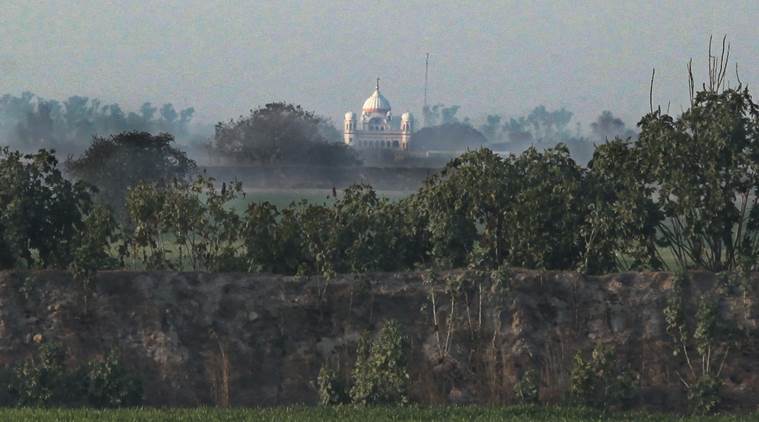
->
[244,201,282,273]
[413,145,616,272]
[569,343,637,409]
[65,131,196,218]
[503,145,590,270]
[84,350,143,408]
[70,205,120,316]
[587,139,663,271]
[10,343,78,406]
[636,86,759,272]
[244,185,423,275]
[9,344,142,408]
[124,175,245,271]
[570,344,637,408]
[687,374,722,416]
[212,102,359,166]
[317,366,347,406]
[514,369,539,404]
[0,148,94,269]
[349,321,409,405]
[662,272,729,414]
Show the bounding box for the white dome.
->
[401,112,413,121]
[345,112,356,120]
[362,79,391,113]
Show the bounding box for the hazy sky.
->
[1,1,757,129]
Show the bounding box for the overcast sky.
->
[0,1,757,129]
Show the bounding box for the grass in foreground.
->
[0,406,755,422]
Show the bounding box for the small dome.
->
[345,112,356,120]
[401,112,413,121]
[362,78,391,113]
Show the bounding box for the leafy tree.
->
[66,131,196,218]
[586,138,663,271]
[637,85,759,271]
[70,205,120,316]
[332,185,407,273]
[415,149,506,268]
[124,175,245,271]
[503,145,589,270]
[212,102,358,166]
[0,148,94,269]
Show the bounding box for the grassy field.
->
[231,188,414,211]
[0,406,754,422]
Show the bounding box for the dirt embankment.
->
[0,270,757,409]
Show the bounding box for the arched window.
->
[393,141,399,148]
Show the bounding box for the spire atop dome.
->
[362,78,391,113]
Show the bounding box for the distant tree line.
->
[0,92,199,154]
[417,101,638,164]
[1,71,757,275]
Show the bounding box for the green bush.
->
[349,320,409,405]
[8,344,142,408]
[514,368,539,404]
[317,366,347,406]
[569,343,636,408]
[85,350,143,408]
[10,343,79,406]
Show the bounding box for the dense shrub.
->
[9,344,142,408]
[317,366,347,406]
[569,343,637,409]
[514,369,539,404]
[349,320,409,405]
[84,350,143,408]
[0,148,95,269]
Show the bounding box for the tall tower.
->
[343,112,356,145]
[400,112,414,150]
[423,53,429,127]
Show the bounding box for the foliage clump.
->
[65,131,196,218]
[317,366,347,406]
[349,320,410,405]
[0,148,96,270]
[514,368,539,404]
[212,102,358,166]
[569,343,637,409]
[9,343,141,408]
[663,272,731,415]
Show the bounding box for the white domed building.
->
[344,78,414,150]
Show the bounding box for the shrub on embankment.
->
[0,269,756,414]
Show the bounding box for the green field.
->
[0,406,754,422]
[230,189,414,212]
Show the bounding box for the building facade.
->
[344,79,414,150]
